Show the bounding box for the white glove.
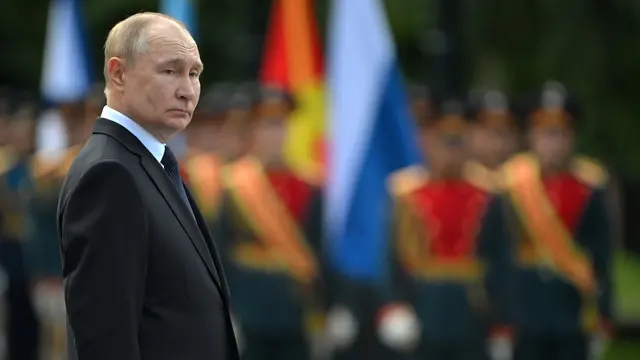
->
[325,305,359,351]
[589,334,608,360]
[376,304,421,352]
[487,335,513,360]
[231,314,245,354]
[32,280,66,324]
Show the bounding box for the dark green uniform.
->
[26,145,80,360]
[0,98,40,360]
[503,83,613,360]
[0,146,40,360]
[215,87,325,360]
[504,154,612,360]
[216,162,323,360]
[26,149,78,280]
[378,99,512,360]
[380,166,511,360]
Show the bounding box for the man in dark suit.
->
[57,12,238,360]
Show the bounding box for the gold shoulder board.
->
[387,165,429,197]
[463,160,503,193]
[571,155,608,188]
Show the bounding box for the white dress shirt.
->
[100,106,165,164]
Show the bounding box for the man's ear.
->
[107,57,127,91]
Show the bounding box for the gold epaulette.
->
[463,160,504,193]
[500,152,536,185]
[31,145,81,180]
[295,164,324,188]
[571,155,609,188]
[30,154,59,179]
[387,165,429,197]
[0,147,16,176]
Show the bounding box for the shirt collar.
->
[100,106,165,164]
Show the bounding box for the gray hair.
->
[103,12,186,97]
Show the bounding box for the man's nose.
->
[176,75,196,102]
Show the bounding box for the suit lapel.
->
[139,156,222,289]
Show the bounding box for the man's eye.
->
[164,69,176,75]
[189,71,200,78]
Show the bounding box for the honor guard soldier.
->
[466,89,519,192]
[377,97,512,360]
[216,86,324,360]
[408,84,437,160]
[0,96,37,243]
[502,81,613,360]
[181,84,233,225]
[221,82,261,162]
[0,95,39,360]
[324,84,439,360]
[28,98,88,360]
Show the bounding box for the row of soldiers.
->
[178,80,614,360]
[369,82,613,360]
[0,79,614,360]
[0,86,102,360]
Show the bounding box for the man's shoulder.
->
[71,134,139,176]
[61,135,141,202]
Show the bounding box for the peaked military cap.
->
[468,88,515,130]
[254,86,296,120]
[431,96,470,135]
[194,82,234,122]
[407,83,434,127]
[526,81,582,130]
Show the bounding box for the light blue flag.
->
[41,0,92,104]
[325,0,422,283]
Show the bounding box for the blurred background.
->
[0,0,639,359]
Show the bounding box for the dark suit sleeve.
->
[60,161,148,360]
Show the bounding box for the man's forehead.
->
[147,21,197,47]
[146,30,201,62]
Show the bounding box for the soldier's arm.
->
[478,195,514,333]
[212,191,237,276]
[582,189,614,332]
[378,199,411,306]
[302,187,330,308]
[24,188,56,282]
[572,157,614,333]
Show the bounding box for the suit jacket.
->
[57,118,238,360]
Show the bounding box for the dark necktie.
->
[161,146,194,217]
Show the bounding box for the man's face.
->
[252,116,287,164]
[118,22,203,142]
[9,119,35,155]
[189,118,223,153]
[429,132,469,175]
[529,127,573,169]
[469,126,513,168]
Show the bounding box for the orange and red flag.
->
[260,0,325,183]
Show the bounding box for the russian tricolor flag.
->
[326,0,422,282]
